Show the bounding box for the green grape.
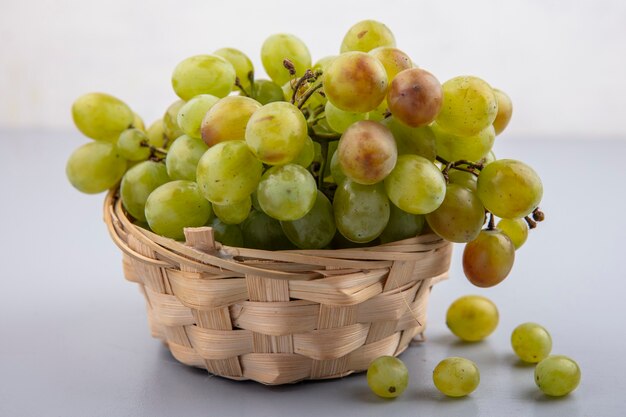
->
[337,120,397,185]
[324,52,388,113]
[145,180,212,240]
[313,55,337,80]
[324,101,368,133]
[436,76,498,136]
[463,229,515,287]
[384,155,446,214]
[163,100,186,142]
[242,210,294,250]
[446,295,499,342]
[535,355,581,396]
[387,68,443,128]
[291,135,315,168]
[492,88,513,135]
[483,150,496,165]
[251,79,285,104]
[366,99,389,122]
[432,123,495,162]
[331,231,380,249]
[340,20,396,53]
[497,218,528,249]
[425,184,485,243]
[245,101,307,165]
[366,356,409,398]
[433,357,480,397]
[213,47,254,92]
[369,47,412,82]
[201,96,262,147]
[280,191,336,249]
[171,54,236,100]
[379,203,425,243]
[261,33,311,86]
[71,92,134,142]
[117,128,151,161]
[132,112,145,131]
[448,170,477,192]
[177,94,219,139]
[120,161,170,222]
[381,117,436,160]
[165,135,208,181]
[146,119,167,148]
[330,150,347,184]
[208,217,244,247]
[334,180,390,243]
[196,140,263,205]
[213,196,251,225]
[257,164,317,221]
[66,141,127,194]
[477,159,543,219]
[511,323,552,363]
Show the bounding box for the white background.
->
[1,0,625,138]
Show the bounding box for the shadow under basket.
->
[103,190,453,385]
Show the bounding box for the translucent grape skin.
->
[334,180,390,243]
[163,100,186,143]
[433,357,480,397]
[245,101,308,165]
[511,323,552,363]
[446,295,499,342]
[366,356,409,399]
[381,117,436,161]
[535,355,581,397]
[120,161,170,222]
[337,120,397,185]
[379,203,425,244]
[324,101,367,134]
[257,164,317,221]
[251,79,285,105]
[146,119,167,148]
[448,170,477,192]
[387,68,443,128]
[324,52,388,113]
[384,155,446,215]
[280,191,336,249]
[261,34,311,86]
[497,218,528,249]
[66,141,127,194]
[132,112,145,131]
[165,135,209,181]
[144,180,212,240]
[171,55,236,100]
[477,159,543,219]
[426,183,485,243]
[291,135,315,168]
[201,96,262,147]
[177,94,219,139]
[241,210,294,250]
[213,47,254,92]
[196,140,263,205]
[341,20,396,53]
[492,88,513,135]
[432,123,495,162]
[330,150,347,185]
[368,47,412,82]
[212,196,251,225]
[71,92,134,142]
[436,76,498,137]
[117,128,151,161]
[463,229,515,287]
[208,217,244,247]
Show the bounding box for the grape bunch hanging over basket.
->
[67,19,544,288]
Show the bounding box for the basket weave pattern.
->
[104,191,452,384]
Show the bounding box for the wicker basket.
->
[103,190,452,384]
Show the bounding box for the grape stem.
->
[290,69,315,105]
[524,216,537,229]
[297,82,323,109]
[234,77,250,97]
[437,156,484,182]
[487,212,495,230]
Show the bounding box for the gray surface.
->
[1,130,624,417]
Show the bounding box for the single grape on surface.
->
[497,218,529,249]
[511,323,552,363]
[446,295,499,342]
[387,68,443,128]
[71,92,134,142]
[366,356,409,398]
[433,357,480,397]
[463,229,515,287]
[535,355,581,396]
[341,20,396,53]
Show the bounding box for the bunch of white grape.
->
[67,19,544,288]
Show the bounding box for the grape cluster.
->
[66,19,544,288]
